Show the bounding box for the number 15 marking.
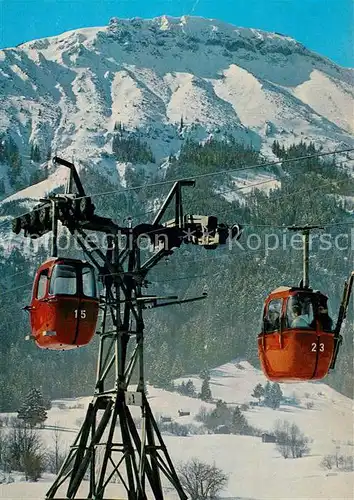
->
[74,309,86,319]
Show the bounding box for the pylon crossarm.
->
[76,229,126,280]
[152,180,195,226]
[53,156,86,197]
[74,232,105,272]
[137,295,178,302]
[141,248,174,273]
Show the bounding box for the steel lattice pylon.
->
[46,233,191,499]
[12,157,242,500]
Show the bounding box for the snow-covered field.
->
[1,360,353,499]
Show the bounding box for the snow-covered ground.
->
[1,360,353,499]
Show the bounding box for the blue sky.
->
[0,0,353,66]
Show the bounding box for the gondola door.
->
[74,264,99,346]
[49,262,81,348]
[30,265,53,346]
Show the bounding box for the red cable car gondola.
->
[26,258,99,350]
[258,286,335,382]
[257,225,338,382]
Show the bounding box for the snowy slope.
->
[0,15,353,205]
[0,360,353,499]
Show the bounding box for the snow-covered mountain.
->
[0,15,353,200]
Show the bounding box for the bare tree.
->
[178,458,228,499]
[46,423,66,474]
[320,446,354,472]
[274,420,310,459]
[52,424,62,474]
[274,420,291,458]
[195,406,208,423]
[321,454,335,470]
[6,420,45,480]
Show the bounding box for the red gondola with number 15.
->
[26,258,99,350]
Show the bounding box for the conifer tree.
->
[207,400,231,429]
[0,134,6,162]
[8,150,22,186]
[231,406,249,434]
[149,342,171,389]
[271,383,283,409]
[17,388,48,428]
[30,144,41,162]
[264,382,283,409]
[0,179,5,197]
[30,143,41,162]
[177,379,197,397]
[272,140,280,157]
[185,379,197,397]
[252,383,265,403]
[170,355,184,380]
[199,372,212,402]
[178,116,184,133]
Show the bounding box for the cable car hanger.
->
[258,224,353,383]
[287,225,324,289]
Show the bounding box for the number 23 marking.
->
[311,343,324,352]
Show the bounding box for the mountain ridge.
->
[0,15,353,203]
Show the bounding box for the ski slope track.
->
[0,15,353,208]
[0,360,353,499]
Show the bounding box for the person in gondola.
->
[265,301,281,332]
[310,305,333,331]
[290,304,310,328]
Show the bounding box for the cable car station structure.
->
[12,156,242,500]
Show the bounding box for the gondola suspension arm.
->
[331,271,354,369]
